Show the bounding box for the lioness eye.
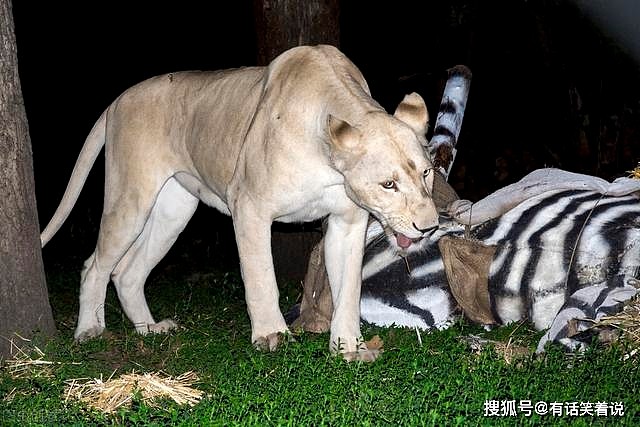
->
[381,180,397,190]
[423,168,433,196]
[423,168,433,185]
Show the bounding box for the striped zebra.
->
[361,168,640,352]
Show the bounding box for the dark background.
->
[11,1,640,271]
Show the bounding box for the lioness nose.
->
[413,223,438,235]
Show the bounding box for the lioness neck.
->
[266,45,385,127]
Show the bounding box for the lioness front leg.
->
[324,209,380,362]
[232,203,290,351]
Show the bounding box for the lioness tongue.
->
[396,233,413,249]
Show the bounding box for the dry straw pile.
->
[64,371,204,413]
[5,343,54,379]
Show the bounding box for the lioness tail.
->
[40,110,107,247]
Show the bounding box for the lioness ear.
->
[328,115,361,151]
[394,92,429,136]
[327,115,362,169]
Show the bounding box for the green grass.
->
[1,258,639,426]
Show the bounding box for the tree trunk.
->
[0,0,56,359]
[253,0,340,66]
[253,0,339,284]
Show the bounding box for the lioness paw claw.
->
[253,332,295,352]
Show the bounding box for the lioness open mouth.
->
[393,225,439,249]
[395,233,422,249]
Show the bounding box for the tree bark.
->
[253,0,340,66]
[0,0,56,359]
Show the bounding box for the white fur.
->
[41,45,438,361]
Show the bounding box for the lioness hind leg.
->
[75,177,171,342]
[111,178,198,335]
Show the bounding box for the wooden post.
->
[253,0,340,66]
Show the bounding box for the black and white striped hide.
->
[361,168,640,352]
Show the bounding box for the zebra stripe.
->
[493,192,611,324]
[360,173,640,352]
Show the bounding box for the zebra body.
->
[361,168,640,351]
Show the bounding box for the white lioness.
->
[41,45,438,361]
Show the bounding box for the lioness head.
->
[328,93,438,250]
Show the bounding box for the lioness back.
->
[105,45,376,201]
[105,67,265,195]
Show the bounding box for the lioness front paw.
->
[342,349,382,362]
[253,332,295,352]
[331,335,384,362]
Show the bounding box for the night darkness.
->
[11,1,640,268]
